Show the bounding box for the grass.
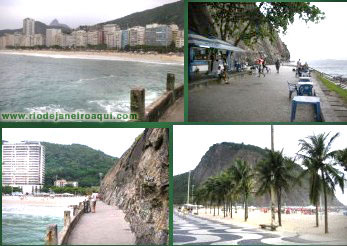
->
[316,74,347,103]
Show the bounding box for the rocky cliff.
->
[100,128,169,245]
[174,142,342,207]
[188,3,290,63]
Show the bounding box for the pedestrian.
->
[91,193,97,213]
[258,58,265,77]
[275,59,280,73]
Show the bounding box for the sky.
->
[279,3,347,61]
[2,128,144,157]
[0,0,179,29]
[173,125,347,205]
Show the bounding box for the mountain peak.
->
[50,19,60,26]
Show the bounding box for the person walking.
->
[258,58,265,77]
[275,59,280,73]
[91,193,97,213]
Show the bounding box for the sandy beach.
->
[0,49,184,65]
[192,207,347,241]
[2,195,86,207]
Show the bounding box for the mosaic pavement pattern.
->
[173,211,332,245]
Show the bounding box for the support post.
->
[45,224,58,245]
[72,205,78,216]
[130,87,145,121]
[166,73,175,92]
[64,210,71,227]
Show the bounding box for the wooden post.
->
[130,87,145,121]
[72,205,78,216]
[166,73,175,92]
[64,210,71,227]
[45,224,58,245]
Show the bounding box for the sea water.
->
[0,53,183,119]
[308,59,347,78]
[2,205,65,245]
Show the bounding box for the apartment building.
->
[129,26,145,46]
[46,28,62,47]
[121,30,129,49]
[54,179,78,187]
[2,141,45,194]
[87,30,103,46]
[145,24,173,47]
[73,30,88,47]
[175,30,184,48]
[23,18,35,36]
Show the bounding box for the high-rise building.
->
[73,30,87,47]
[33,34,44,46]
[46,29,62,47]
[129,26,145,46]
[87,30,103,46]
[23,18,35,36]
[145,24,173,47]
[121,30,129,49]
[103,24,120,45]
[2,141,45,194]
[175,30,184,48]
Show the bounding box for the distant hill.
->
[99,0,183,29]
[42,142,118,187]
[174,142,343,206]
[49,19,70,29]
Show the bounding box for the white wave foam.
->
[0,51,183,66]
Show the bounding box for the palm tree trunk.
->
[244,195,248,221]
[218,202,220,216]
[223,199,226,218]
[210,200,212,214]
[315,201,319,227]
[322,174,328,233]
[213,204,215,216]
[277,188,282,226]
[230,199,233,218]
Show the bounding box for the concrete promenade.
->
[67,201,135,245]
[188,65,340,122]
[159,96,184,122]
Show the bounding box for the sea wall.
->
[100,128,169,244]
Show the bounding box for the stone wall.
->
[100,128,169,244]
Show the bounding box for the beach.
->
[0,49,184,65]
[192,207,347,241]
[2,195,86,207]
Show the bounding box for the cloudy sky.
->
[173,125,347,205]
[279,3,347,61]
[2,128,144,157]
[0,0,179,29]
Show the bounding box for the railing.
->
[45,201,86,245]
[130,73,184,121]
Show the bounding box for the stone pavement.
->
[188,65,338,122]
[67,201,135,245]
[159,96,184,122]
[173,211,345,245]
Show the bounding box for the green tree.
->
[256,150,297,226]
[208,2,325,46]
[298,132,345,233]
[335,148,347,172]
[231,159,254,221]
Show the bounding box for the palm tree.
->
[256,150,298,226]
[298,132,345,233]
[335,148,347,172]
[231,159,254,221]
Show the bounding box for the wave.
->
[0,51,184,66]
[2,205,68,218]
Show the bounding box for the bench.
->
[259,224,278,231]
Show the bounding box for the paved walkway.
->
[173,211,345,245]
[188,65,333,122]
[67,201,135,245]
[159,96,184,122]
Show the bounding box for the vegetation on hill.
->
[101,0,183,29]
[42,142,118,187]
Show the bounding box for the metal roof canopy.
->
[188,32,245,52]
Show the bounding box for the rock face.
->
[100,128,169,245]
[174,142,343,206]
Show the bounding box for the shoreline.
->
[0,49,184,66]
[2,195,86,207]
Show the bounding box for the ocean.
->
[2,205,65,245]
[0,53,183,120]
[308,59,347,78]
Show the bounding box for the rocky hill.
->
[188,3,290,63]
[100,129,169,245]
[174,142,342,207]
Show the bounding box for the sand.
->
[2,195,86,207]
[194,207,347,241]
[0,49,184,65]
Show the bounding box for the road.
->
[173,211,338,245]
[67,201,135,245]
[188,66,331,122]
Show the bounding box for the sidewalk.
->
[159,96,184,122]
[188,65,337,122]
[67,201,135,245]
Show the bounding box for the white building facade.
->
[2,141,45,194]
[23,18,35,36]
